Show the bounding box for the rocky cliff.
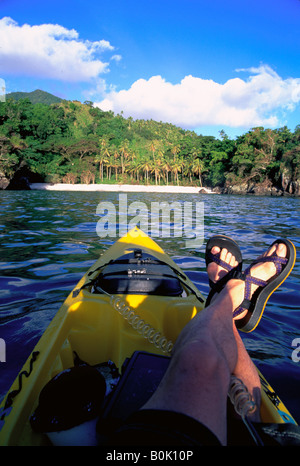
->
[213,172,300,197]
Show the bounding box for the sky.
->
[0,0,300,139]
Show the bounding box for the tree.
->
[161,158,171,185]
[171,144,180,161]
[192,157,205,187]
[151,158,163,185]
[119,139,129,175]
[0,135,20,177]
[63,172,77,184]
[208,151,228,186]
[95,150,106,182]
[282,146,300,179]
[111,145,120,181]
[231,131,256,180]
[80,159,95,184]
[1,95,299,191]
[183,155,194,184]
[129,157,141,183]
[66,138,98,161]
[140,157,152,184]
[95,137,110,181]
[171,157,183,185]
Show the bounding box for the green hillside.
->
[0,93,299,194]
[6,89,62,105]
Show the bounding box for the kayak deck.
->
[0,228,297,446]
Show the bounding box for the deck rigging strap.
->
[0,351,40,423]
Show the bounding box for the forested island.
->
[0,90,299,195]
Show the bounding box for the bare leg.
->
[208,245,261,421]
[142,281,240,445]
[142,242,287,445]
[232,325,261,422]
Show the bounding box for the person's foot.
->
[207,246,239,285]
[226,242,288,320]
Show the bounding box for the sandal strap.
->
[208,251,233,272]
[233,251,288,318]
[247,252,288,275]
[233,299,251,318]
[207,251,236,290]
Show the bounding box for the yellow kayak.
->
[0,227,297,446]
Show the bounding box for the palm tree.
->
[161,158,171,185]
[140,157,152,184]
[127,148,136,178]
[151,159,162,185]
[192,158,205,187]
[183,156,194,184]
[171,157,183,185]
[156,151,165,184]
[95,151,106,181]
[119,139,129,175]
[171,144,180,161]
[102,147,111,180]
[106,154,116,180]
[95,137,110,181]
[110,145,120,181]
[128,157,141,182]
[149,140,159,161]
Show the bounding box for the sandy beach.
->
[30,183,214,194]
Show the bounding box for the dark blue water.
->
[0,190,299,422]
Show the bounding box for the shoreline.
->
[29,183,215,194]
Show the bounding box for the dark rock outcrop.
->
[5,163,43,190]
[281,169,300,196]
[215,180,287,197]
[0,172,10,190]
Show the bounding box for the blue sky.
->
[0,0,300,138]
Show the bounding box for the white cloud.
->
[0,17,116,82]
[95,65,300,129]
[111,54,122,62]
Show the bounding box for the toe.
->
[220,248,229,262]
[229,254,238,268]
[263,242,287,260]
[276,242,287,258]
[211,246,221,255]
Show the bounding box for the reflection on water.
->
[0,190,300,422]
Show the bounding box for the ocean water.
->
[0,190,299,423]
